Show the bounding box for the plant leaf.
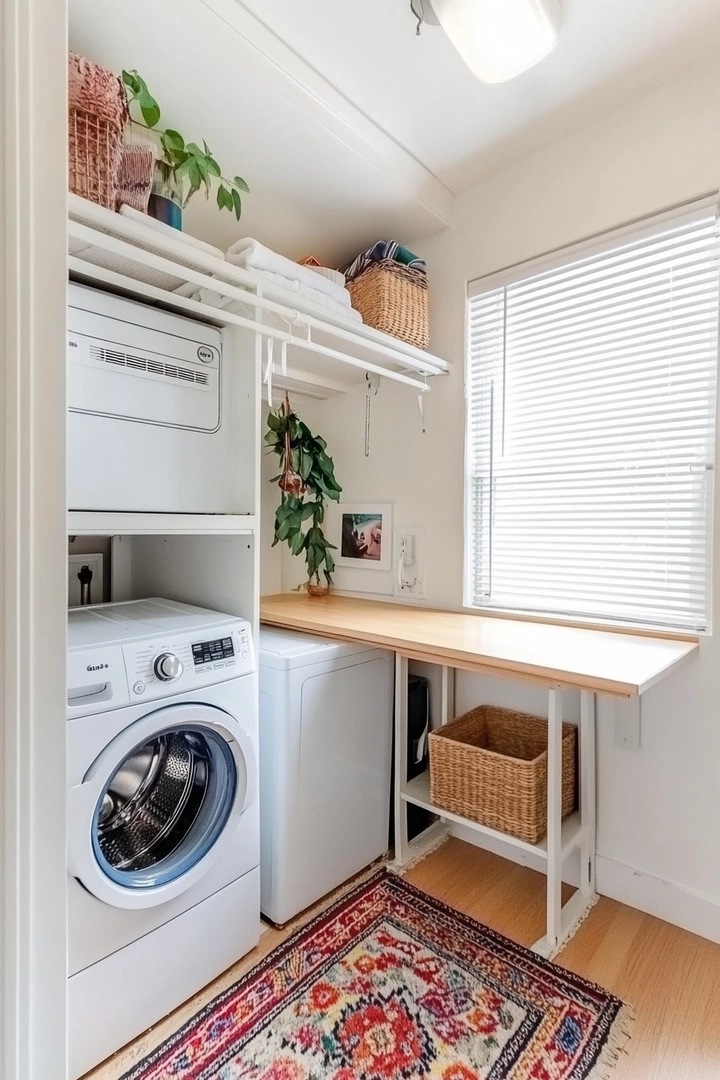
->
[216,183,233,212]
[173,157,194,181]
[233,175,250,193]
[231,187,242,220]
[138,89,161,129]
[121,69,142,94]
[162,128,185,152]
[290,529,305,556]
[206,157,221,177]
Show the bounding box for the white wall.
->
[262,59,720,941]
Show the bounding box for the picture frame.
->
[333,503,393,572]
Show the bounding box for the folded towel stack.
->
[226,238,361,323]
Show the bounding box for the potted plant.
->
[121,69,249,230]
[266,394,342,595]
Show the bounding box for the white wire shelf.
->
[68,195,450,399]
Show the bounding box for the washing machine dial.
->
[153,652,183,682]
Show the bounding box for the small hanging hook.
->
[264,336,274,409]
[417,375,428,434]
[410,0,424,34]
[279,313,300,376]
[364,373,381,458]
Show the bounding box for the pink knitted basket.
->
[68,51,129,209]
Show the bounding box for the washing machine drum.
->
[69,703,256,909]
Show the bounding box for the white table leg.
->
[440,665,455,726]
[546,686,563,950]
[580,690,597,895]
[393,652,410,867]
[533,687,598,958]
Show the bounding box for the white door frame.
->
[1,0,68,1077]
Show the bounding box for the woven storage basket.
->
[428,705,576,845]
[347,259,429,349]
[68,52,129,210]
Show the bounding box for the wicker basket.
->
[347,259,429,349]
[68,52,129,210]
[428,705,576,845]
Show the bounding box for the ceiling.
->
[238,0,720,192]
[69,0,720,263]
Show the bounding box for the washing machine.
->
[67,598,260,1079]
[259,627,393,925]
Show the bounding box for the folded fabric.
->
[252,268,361,321]
[119,204,226,260]
[226,237,353,308]
[179,279,363,324]
[342,239,427,283]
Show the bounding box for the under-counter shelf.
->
[401,771,585,862]
[68,194,450,399]
[68,512,257,536]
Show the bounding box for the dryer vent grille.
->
[90,346,210,387]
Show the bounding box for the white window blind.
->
[465,203,720,631]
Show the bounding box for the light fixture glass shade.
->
[430,0,563,84]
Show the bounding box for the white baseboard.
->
[450,824,720,945]
[595,856,720,946]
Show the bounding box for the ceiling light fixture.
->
[410,0,563,84]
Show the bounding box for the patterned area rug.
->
[122,871,632,1080]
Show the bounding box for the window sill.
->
[462,603,702,643]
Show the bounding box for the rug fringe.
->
[391,827,451,874]
[588,1002,636,1080]
[547,891,600,961]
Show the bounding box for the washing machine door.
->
[68,702,256,910]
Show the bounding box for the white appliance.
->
[68,283,237,513]
[67,598,259,1079]
[258,627,393,925]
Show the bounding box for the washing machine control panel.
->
[122,622,255,703]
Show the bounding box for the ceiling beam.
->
[180,0,455,229]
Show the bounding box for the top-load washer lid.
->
[258,626,381,670]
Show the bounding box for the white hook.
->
[278,313,299,376]
[264,337,274,408]
[417,376,428,433]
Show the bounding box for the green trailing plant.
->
[266,394,342,589]
[121,69,249,217]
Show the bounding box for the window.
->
[465,202,720,631]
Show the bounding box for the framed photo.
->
[334,503,393,571]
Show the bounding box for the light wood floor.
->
[89,839,720,1080]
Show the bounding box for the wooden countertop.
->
[260,593,699,696]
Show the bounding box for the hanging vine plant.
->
[265,394,342,594]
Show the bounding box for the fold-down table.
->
[260,593,698,955]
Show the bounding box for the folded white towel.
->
[226,237,351,308]
[252,268,361,322]
[178,278,362,324]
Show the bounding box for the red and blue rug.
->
[122,871,632,1080]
